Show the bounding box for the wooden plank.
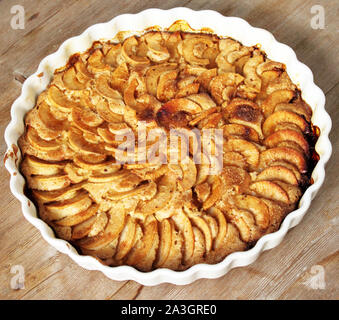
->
[0,0,338,300]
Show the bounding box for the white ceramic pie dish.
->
[4,7,332,286]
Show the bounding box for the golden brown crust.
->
[19,31,318,271]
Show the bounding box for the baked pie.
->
[18,30,319,271]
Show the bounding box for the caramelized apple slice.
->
[54,203,99,227]
[87,49,110,72]
[257,165,298,186]
[68,129,104,155]
[259,147,307,173]
[222,123,259,142]
[96,100,124,123]
[182,35,215,66]
[21,155,66,175]
[263,110,308,137]
[226,208,259,242]
[145,63,177,96]
[224,138,260,170]
[32,183,84,202]
[203,176,222,210]
[210,73,244,104]
[261,89,295,118]
[121,36,150,67]
[185,208,212,253]
[106,181,157,201]
[155,219,173,267]
[135,174,176,216]
[38,101,65,132]
[157,69,178,102]
[28,174,70,191]
[125,216,158,271]
[46,191,92,220]
[207,207,227,250]
[171,208,194,263]
[234,194,270,229]
[71,215,97,240]
[47,85,79,112]
[264,129,309,156]
[242,53,264,91]
[223,98,264,139]
[95,75,122,99]
[63,67,87,90]
[115,215,137,261]
[78,207,126,250]
[250,181,289,204]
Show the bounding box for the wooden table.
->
[0,0,338,300]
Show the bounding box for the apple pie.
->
[18,31,318,271]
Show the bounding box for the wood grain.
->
[0,0,338,300]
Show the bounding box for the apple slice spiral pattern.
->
[19,31,318,271]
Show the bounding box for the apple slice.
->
[135,174,176,216]
[185,207,212,253]
[171,208,194,263]
[256,165,298,186]
[68,128,104,155]
[47,85,79,112]
[54,203,99,227]
[222,124,259,143]
[96,100,124,123]
[210,73,244,104]
[28,173,70,191]
[114,215,137,261]
[62,67,87,90]
[261,89,295,118]
[225,138,260,170]
[154,219,173,268]
[274,101,312,122]
[21,155,66,176]
[78,207,126,250]
[250,181,289,204]
[259,147,307,173]
[121,36,150,67]
[87,49,110,72]
[225,208,258,242]
[71,215,97,240]
[95,74,122,100]
[202,176,222,210]
[207,207,227,250]
[125,215,158,270]
[46,191,92,220]
[223,98,264,139]
[263,110,308,137]
[234,194,270,229]
[38,101,65,132]
[32,183,84,203]
[160,220,183,270]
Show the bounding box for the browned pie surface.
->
[18,28,318,271]
[1,0,338,300]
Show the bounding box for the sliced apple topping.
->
[19,31,317,271]
[62,67,87,90]
[259,147,307,173]
[210,73,244,104]
[121,36,150,67]
[261,89,295,118]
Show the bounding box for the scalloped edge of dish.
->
[4,7,332,286]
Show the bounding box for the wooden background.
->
[0,0,338,300]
